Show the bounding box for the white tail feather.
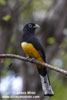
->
[40,75,54,96]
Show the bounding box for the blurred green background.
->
[0,0,67,100]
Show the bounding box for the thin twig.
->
[0,54,67,76]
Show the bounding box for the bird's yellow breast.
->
[21,42,44,68]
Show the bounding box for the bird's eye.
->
[28,24,32,28]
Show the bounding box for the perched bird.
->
[21,23,54,96]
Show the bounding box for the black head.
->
[23,23,40,33]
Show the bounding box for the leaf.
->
[47,37,55,44]
[2,14,11,21]
[0,0,6,5]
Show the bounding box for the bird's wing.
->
[28,35,46,62]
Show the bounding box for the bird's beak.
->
[33,24,40,28]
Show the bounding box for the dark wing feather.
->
[27,35,47,76]
[21,34,47,76]
[27,35,46,62]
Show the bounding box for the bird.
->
[20,23,54,96]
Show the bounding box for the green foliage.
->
[2,14,11,21]
[19,0,25,6]
[55,37,67,69]
[4,58,12,66]
[2,69,7,76]
[47,37,55,44]
[20,0,53,23]
[50,76,67,100]
[50,37,67,100]
[60,37,67,48]
[0,0,6,5]
[33,0,51,10]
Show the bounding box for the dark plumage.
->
[21,23,54,96]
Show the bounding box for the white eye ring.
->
[28,24,32,28]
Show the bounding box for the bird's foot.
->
[31,58,36,60]
[26,56,30,59]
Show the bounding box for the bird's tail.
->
[37,68,54,96]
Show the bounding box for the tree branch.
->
[0,54,67,76]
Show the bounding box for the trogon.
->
[21,23,54,96]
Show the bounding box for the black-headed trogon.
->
[21,23,54,96]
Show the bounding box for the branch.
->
[0,54,67,76]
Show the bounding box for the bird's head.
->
[23,23,40,33]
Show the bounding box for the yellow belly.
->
[21,42,44,68]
